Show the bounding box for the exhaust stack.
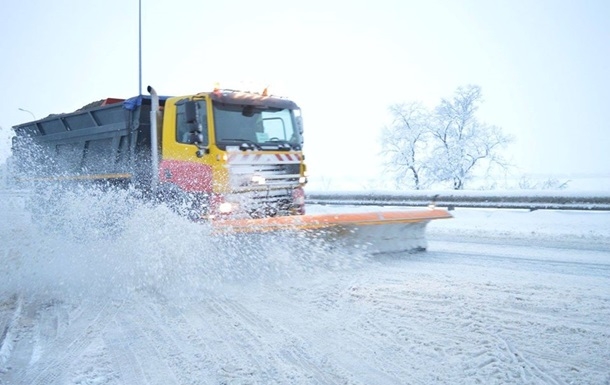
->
[148,85,159,193]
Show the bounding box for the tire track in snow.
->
[106,293,213,385]
[216,296,358,385]
[287,281,427,385]
[182,296,263,384]
[495,334,565,385]
[103,318,148,385]
[27,299,66,368]
[143,296,226,384]
[272,276,504,384]
[185,292,356,385]
[19,298,122,385]
[453,299,608,385]
[0,295,22,371]
[340,282,469,383]
[330,263,604,384]
[136,292,218,384]
[103,300,182,385]
[206,297,306,384]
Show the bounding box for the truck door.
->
[159,99,213,193]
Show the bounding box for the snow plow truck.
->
[10,86,451,253]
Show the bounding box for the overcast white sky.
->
[1,0,609,183]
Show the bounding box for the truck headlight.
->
[218,202,234,213]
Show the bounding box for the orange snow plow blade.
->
[213,208,452,254]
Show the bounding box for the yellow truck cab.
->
[157,88,307,219]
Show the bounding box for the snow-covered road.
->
[1,191,609,384]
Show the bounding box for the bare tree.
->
[428,85,513,189]
[380,85,513,190]
[380,102,431,189]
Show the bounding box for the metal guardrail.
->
[306,191,610,211]
[2,182,609,211]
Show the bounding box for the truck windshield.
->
[213,103,302,151]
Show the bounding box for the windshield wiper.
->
[263,139,293,151]
[221,138,261,151]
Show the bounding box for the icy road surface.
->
[1,190,609,385]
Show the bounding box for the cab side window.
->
[176,101,208,145]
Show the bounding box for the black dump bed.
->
[11,96,166,188]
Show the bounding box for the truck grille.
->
[226,152,302,216]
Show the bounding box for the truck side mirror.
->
[185,101,197,124]
[186,132,205,144]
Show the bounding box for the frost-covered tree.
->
[428,85,512,189]
[380,85,513,190]
[380,102,431,189]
